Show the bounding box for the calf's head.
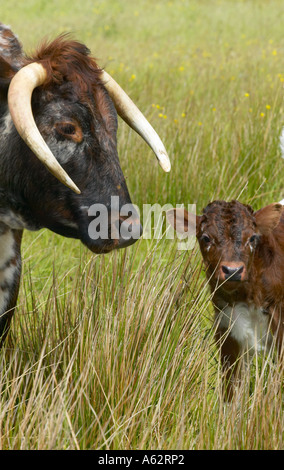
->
[167,200,283,290]
[0,25,170,253]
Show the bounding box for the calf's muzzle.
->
[220,262,246,282]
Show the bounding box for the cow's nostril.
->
[222,265,230,275]
[119,218,142,242]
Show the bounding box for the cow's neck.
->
[0,189,41,232]
[0,224,22,343]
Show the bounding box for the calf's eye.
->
[201,234,211,244]
[249,234,258,244]
[248,234,259,251]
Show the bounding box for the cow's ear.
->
[254,203,283,236]
[0,57,16,86]
[0,24,23,93]
[166,208,201,236]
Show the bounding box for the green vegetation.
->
[0,0,283,449]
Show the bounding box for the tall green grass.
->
[0,0,283,449]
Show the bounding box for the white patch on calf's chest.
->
[216,302,272,353]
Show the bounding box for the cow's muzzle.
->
[85,204,142,253]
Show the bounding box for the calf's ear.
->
[166,208,200,236]
[254,203,283,235]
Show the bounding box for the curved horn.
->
[8,62,81,194]
[101,70,171,173]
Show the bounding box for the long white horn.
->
[101,70,171,172]
[8,62,81,194]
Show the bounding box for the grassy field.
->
[0,0,284,450]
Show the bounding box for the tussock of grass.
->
[1,240,283,449]
[0,0,283,450]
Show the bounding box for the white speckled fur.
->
[0,229,16,268]
[0,286,10,315]
[0,229,17,315]
[0,210,29,230]
[1,111,13,137]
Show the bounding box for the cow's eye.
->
[55,122,83,143]
[200,234,211,244]
[56,122,76,135]
[61,124,76,135]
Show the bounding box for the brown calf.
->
[167,200,284,400]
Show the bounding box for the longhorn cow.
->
[0,24,170,344]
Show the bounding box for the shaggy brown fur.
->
[167,200,284,399]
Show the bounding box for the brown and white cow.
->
[167,200,284,400]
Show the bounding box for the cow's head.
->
[167,201,283,291]
[0,24,170,253]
